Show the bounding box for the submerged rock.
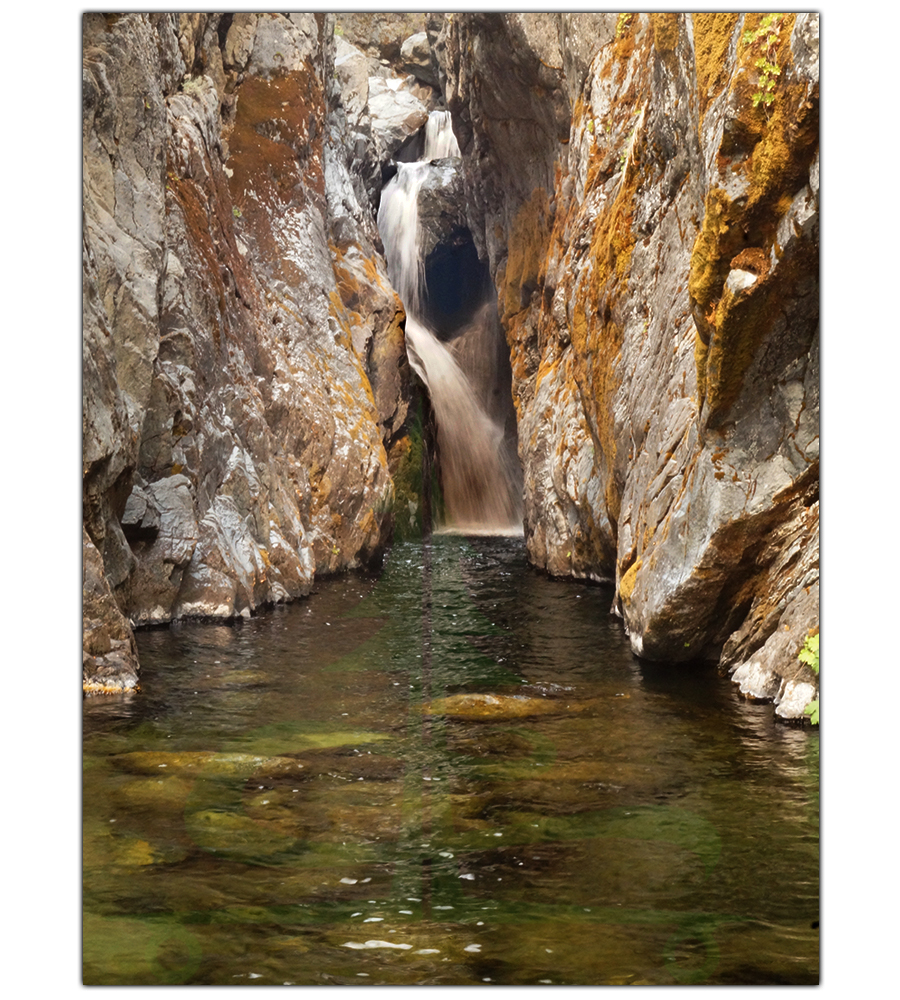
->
[109,751,309,778]
[423,692,594,720]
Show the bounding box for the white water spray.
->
[378,111,522,533]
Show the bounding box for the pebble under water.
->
[83,534,819,986]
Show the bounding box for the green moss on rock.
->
[388,397,444,539]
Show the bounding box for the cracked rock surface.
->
[437,12,819,715]
[83,13,415,692]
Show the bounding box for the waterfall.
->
[422,110,460,160]
[378,111,522,534]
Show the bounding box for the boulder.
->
[334,36,369,126]
[400,31,439,87]
[335,13,429,67]
[367,75,430,163]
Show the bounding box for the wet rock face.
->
[83,13,413,691]
[438,13,819,716]
[409,159,494,339]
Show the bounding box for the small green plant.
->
[618,128,635,172]
[182,75,205,97]
[232,206,242,218]
[798,633,819,672]
[586,118,595,135]
[799,632,819,725]
[742,13,784,111]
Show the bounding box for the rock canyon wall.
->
[437,12,819,717]
[83,13,819,718]
[83,13,415,692]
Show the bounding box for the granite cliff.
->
[437,12,819,717]
[83,13,416,692]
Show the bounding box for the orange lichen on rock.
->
[83,681,141,696]
[500,187,553,324]
[692,13,741,122]
[223,70,325,284]
[688,13,818,424]
[730,247,770,278]
[648,12,680,67]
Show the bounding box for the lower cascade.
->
[377,111,523,534]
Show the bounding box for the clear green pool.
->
[83,534,819,985]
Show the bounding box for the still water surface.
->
[83,535,819,985]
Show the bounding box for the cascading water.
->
[378,111,523,534]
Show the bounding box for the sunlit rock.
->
[437,13,818,714]
[83,13,409,688]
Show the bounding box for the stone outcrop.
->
[335,13,435,73]
[437,12,819,717]
[330,27,444,208]
[83,13,420,692]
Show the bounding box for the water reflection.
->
[84,536,818,985]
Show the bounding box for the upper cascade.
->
[423,110,461,160]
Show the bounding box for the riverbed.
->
[83,534,819,985]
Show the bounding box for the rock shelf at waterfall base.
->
[83,13,818,724]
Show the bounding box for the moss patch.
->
[648,12,680,67]
[693,13,741,123]
[227,72,324,207]
[688,17,818,423]
[388,397,444,539]
[687,187,743,345]
[619,558,643,604]
[223,70,325,284]
[501,187,553,324]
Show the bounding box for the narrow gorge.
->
[83,11,818,717]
